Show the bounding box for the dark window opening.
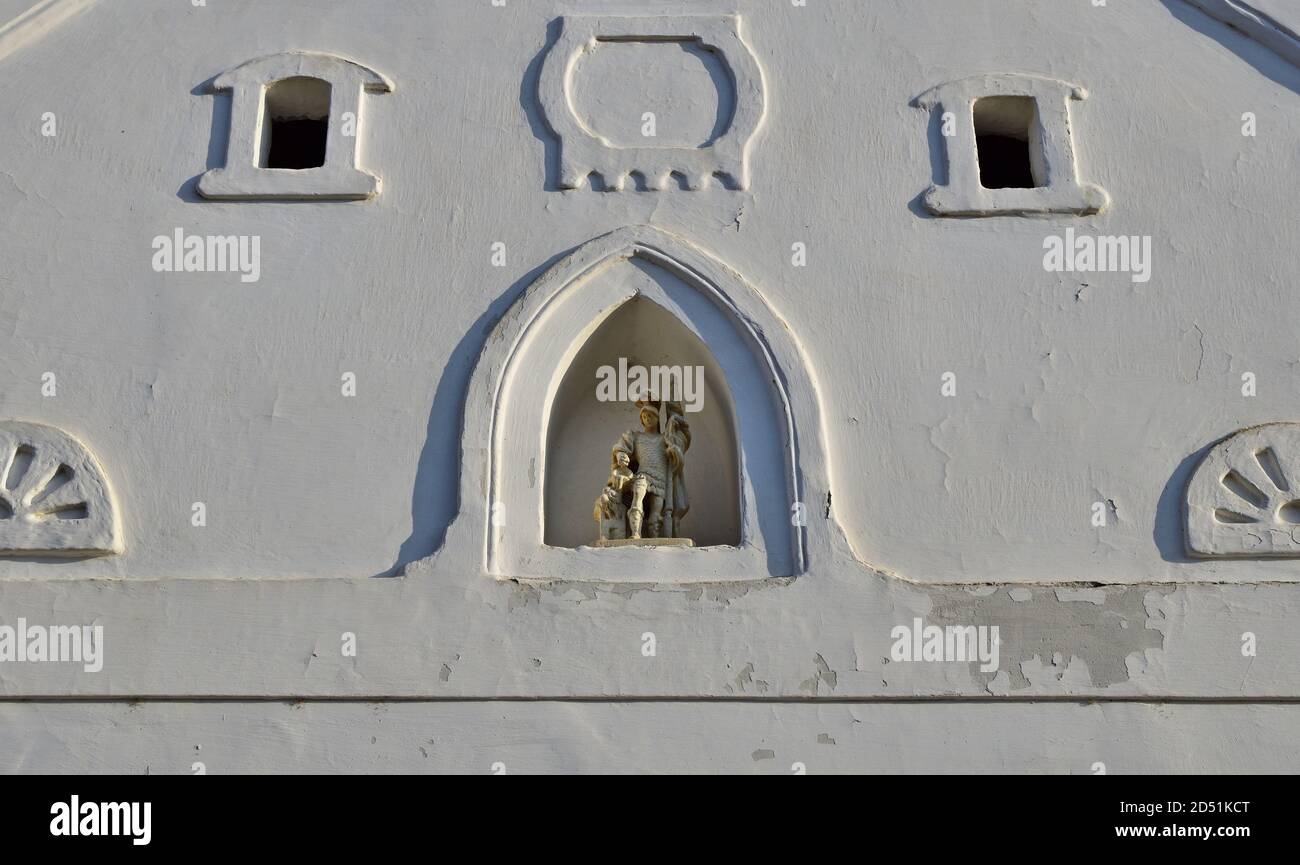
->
[973,96,1041,189]
[261,76,331,170]
[267,119,328,169]
[975,134,1034,188]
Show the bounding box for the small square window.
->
[973,95,1041,189]
[261,77,331,170]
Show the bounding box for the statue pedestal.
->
[594,538,694,548]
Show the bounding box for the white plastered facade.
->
[0,0,1298,773]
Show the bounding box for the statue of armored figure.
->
[594,398,692,546]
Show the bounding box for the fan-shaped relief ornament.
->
[0,422,122,556]
[1186,423,1300,557]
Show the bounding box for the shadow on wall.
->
[1158,0,1300,95]
[178,76,230,202]
[906,100,948,220]
[380,246,579,578]
[1154,437,1217,564]
[521,17,564,191]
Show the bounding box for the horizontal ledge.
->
[4,694,1300,705]
[197,170,381,201]
[922,183,1110,217]
[4,574,1300,585]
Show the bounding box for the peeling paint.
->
[799,654,838,694]
[929,586,1172,690]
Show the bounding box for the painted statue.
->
[594,398,691,544]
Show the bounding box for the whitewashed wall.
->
[0,0,1297,772]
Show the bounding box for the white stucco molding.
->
[538,15,767,191]
[0,421,121,557]
[0,0,95,65]
[1180,0,1300,68]
[1186,422,1300,557]
[198,52,393,201]
[913,73,1110,217]
[421,225,850,584]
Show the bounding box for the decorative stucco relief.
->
[0,421,121,557]
[1186,423,1300,557]
[538,15,766,191]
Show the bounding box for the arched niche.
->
[425,226,847,584]
[543,286,743,550]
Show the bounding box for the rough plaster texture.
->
[0,0,1297,772]
[3,701,1300,774]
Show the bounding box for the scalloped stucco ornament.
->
[538,15,767,191]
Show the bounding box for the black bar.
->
[0,776,1277,850]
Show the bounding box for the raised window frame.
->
[913,73,1109,217]
[198,52,392,202]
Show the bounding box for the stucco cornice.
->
[1180,0,1300,68]
[0,0,94,65]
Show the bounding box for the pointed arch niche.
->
[426,226,844,585]
[544,288,743,550]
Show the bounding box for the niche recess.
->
[198,52,392,201]
[544,293,742,549]
[423,226,845,585]
[913,73,1108,216]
